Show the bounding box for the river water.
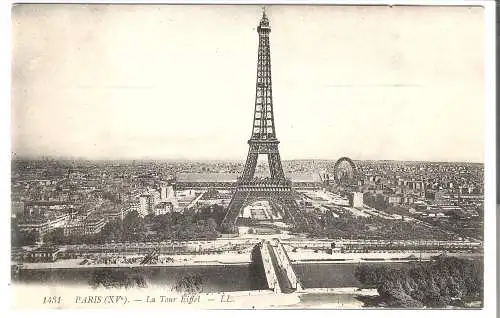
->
[14,264,267,292]
[293,262,415,288]
[14,262,416,292]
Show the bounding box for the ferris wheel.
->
[333,157,357,186]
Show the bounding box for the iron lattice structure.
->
[221,12,306,232]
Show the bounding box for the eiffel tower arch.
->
[221,11,306,233]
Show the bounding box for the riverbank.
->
[16,253,253,270]
[288,251,483,263]
[15,250,482,270]
[299,287,378,295]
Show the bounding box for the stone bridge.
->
[259,239,303,293]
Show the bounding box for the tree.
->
[173,274,203,294]
[359,257,483,308]
[100,220,123,242]
[123,211,146,241]
[196,204,226,226]
[44,228,65,245]
[12,228,40,246]
[90,269,147,289]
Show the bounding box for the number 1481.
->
[43,296,61,304]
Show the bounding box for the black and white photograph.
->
[6,0,496,313]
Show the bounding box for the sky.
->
[11,4,485,162]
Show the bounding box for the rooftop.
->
[155,202,173,209]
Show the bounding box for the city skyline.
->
[11,4,485,163]
[9,155,485,165]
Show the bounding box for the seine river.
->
[15,264,267,292]
[14,262,416,292]
[293,262,414,288]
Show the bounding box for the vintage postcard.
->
[7,0,496,314]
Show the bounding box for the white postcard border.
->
[1,0,496,317]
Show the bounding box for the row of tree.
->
[11,225,40,246]
[354,256,483,308]
[148,209,219,241]
[363,193,389,211]
[293,211,454,241]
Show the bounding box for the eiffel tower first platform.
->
[221,11,307,233]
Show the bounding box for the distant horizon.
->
[10,153,484,165]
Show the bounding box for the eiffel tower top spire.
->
[251,9,276,142]
[259,7,269,29]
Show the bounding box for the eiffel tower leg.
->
[242,146,258,181]
[268,152,285,181]
[222,189,253,233]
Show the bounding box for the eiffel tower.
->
[221,11,305,233]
